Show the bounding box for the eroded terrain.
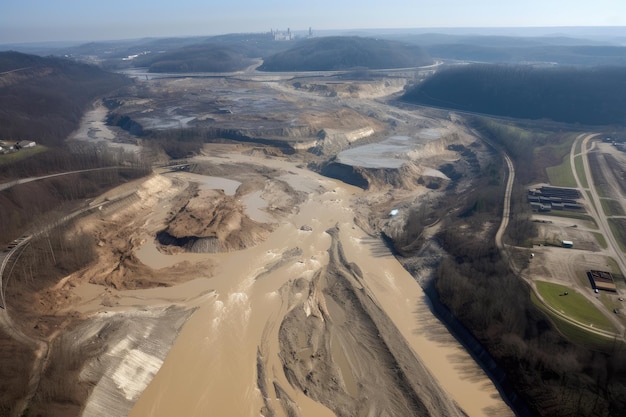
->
[81,144,510,417]
[1,69,516,417]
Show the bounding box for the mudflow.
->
[62,146,512,417]
[31,74,516,416]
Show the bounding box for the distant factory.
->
[271,28,293,41]
[270,27,313,41]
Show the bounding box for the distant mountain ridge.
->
[259,36,433,71]
[133,44,257,73]
[92,34,294,72]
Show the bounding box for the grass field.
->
[608,218,626,252]
[546,154,577,187]
[542,210,597,227]
[0,146,47,165]
[535,281,615,332]
[585,190,598,214]
[606,257,624,280]
[574,155,588,188]
[531,291,615,350]
[574,138,583,155]
[592,232,608,249]
[601,198,626,217]
[599,293,624,317]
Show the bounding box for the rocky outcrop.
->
[320,160,449,191]
[314,127,376,155]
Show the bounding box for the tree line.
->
[425,44,626,67]
[259,36,432,71]
[0,51,131,147]
[435,212,626,416]
[403,65,626,126]
[133,44,256,73]
[420,123,626,415]
[0,146,149,246]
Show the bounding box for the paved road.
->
[119,60,445,81]
[573,134,626,279]
[0,66,34,76]
[0,185,142,417]
[494,139,624,340]
[0,236,31,309]
[0,166,134,192]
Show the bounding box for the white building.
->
[17,140,36,148]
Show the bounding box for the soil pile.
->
[158,189,274,253]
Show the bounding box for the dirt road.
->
[575,134,626,280]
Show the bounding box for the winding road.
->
[0,166,137,192]
[572,134,626,283]
[495,135,625,341]
[0,177,145,417]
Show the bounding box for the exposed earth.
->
[3,64,625,417]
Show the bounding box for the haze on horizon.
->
[2,0,626,45]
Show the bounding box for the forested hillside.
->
[0,51,131,146]
[259,36,432,71]
[426,44,626,66]
[403,65,626,125]
[132,43,257,73]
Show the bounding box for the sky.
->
[2,0,626,44]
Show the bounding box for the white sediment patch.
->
[112,349,164,401]
[228,292,252,325]
[79,307,194,417]
[422,167,450,180]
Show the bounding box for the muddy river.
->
[64,106,511,415]
[70,103,141,153]
[121,153,513,417]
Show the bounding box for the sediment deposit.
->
[1,69,514,417]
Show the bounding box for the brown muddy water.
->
[124,156,512,417]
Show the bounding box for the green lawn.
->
[546,154,577,187]
[601,198,626,217]
[608,218,626,252]
[535,281,615,332]
[574,155,588,188]
[592,232,608,249]
[0,146,47,165]
[532,290,615,350]
[574,138,583,155]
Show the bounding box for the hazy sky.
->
[2,0,626,44]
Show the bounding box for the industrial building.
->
[588,270,618,292]
[528,186,583,212]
